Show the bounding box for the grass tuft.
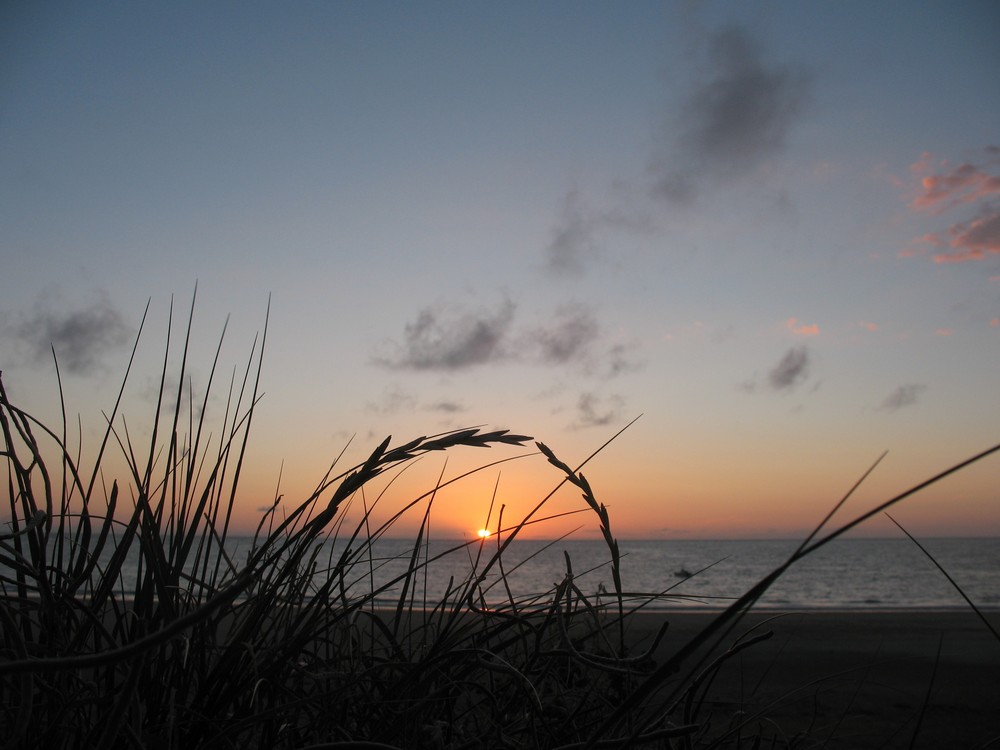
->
[2,298,997,749]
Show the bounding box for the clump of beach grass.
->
[2,296,998,749]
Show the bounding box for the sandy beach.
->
[620,609,1000,749]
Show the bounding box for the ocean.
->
[326,536,1000,611]
[193,535,1000,611]
[8,536,999,611]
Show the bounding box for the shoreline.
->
[362,598,1000,614]
[619,609,1000,749]
[364,606,999,747]
[6,595,997,746]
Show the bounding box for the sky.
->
[2,1,998,541]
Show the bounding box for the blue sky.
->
[2,1,998,538]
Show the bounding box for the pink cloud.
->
[931,207,1000,263]
[902,147,1000,264]
[860,321,878,332]
[909,150,1000,214]
[991,318,999,327]
[898,232,941,258]
[934,327,954,337]
[785,317,819,336]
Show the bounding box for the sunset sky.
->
[2,2,998,540]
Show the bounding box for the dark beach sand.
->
[621,610,1000,749]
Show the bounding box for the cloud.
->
[376,300,516,371]
[543,23,806,275]
[545,190,599,276]
[592,342,643,379]
[931,207,1000,263]
[366,386,417,415]
[13,294,130,375]
[768,345,810,391]
[377,300,642,381]
[572,392,625,429]
[523,306,642,378]
[903,147,1000,263]
[650,25,810,204]
[741,345,813,394]
[879,384,926,412]
[426,400,465,414]
[860,321,879,332]
[785,317,819,336]
[525,305,600,364]
[909,151,1000,214]
[544,188,653,275]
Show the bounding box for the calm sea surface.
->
[11,537,998,611]
[332,537,1000,611]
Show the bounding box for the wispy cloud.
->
[572,392,625,429]
[768,345,810,391]
[931,209,1000,264]
[785,317,819,336]
[879,383,926,412]
[526,305,600,364]
[649,24,810,205]
[377,300,640,378]
[544,188,652,276]
[545,190,599,276]
[12,294,130,375]
[524,306,642,378]
[375,300,516,371]
[366,386,417,415]
[426,400,465,414]
[909,148,1000,213]
[543,23,807,275]
[902,146,1000,263]
[590,342,643,379]
[740,345,812,394]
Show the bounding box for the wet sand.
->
[621,609,1000,749]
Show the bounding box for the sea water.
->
[337,536,1000,611]
[6,536,998,611]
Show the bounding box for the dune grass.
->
[2,298,998,749]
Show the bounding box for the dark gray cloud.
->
[880,384,926,412]
[544,24,809,276]
[768,345,810,391]
[592,342,642,379]
[376,300,515,371]
[650,25,810,204]
[377,300,641,380]
[573,392,625,429]
[366,386,417,415]
[523,306,642,378]
[545,190,598,276]
[137,372,182,412]
[13,295,130,374]
[544,188,654,276]
[527,305,600,364]
[426,400,465,414]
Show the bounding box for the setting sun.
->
[477,529,491,539]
